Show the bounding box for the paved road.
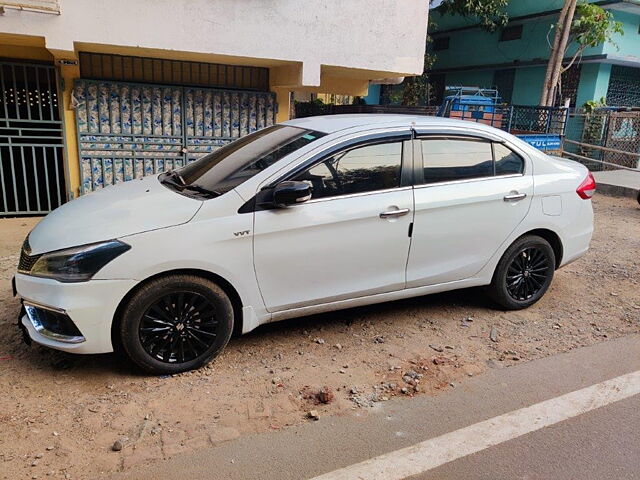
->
[416,396,640,480]
[112,335,640,480]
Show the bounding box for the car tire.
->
[486,235,556,310]
[119,274,234,374]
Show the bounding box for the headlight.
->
[30,240,131,283]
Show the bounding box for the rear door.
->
[407,135,533,287]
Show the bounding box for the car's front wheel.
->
[486,235,556,310]
[119,274,234,374]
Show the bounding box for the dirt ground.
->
[0,194,638,480]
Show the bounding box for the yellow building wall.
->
[58,63,81,198]
[0,45,52,61]
[0,33,52,61]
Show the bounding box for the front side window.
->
[292,141,403,200]
[421,138,493,184]
[163,126,325,197]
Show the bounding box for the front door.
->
[253,138,413,312]
[407,136,533,287]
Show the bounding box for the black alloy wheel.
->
[487,235,556,310]
[139,291,219,364]
[119,275,233,374]
[505,247,551,301]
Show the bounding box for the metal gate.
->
[0,61,65,216]
[73,79,276,194]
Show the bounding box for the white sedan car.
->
[15,115,595,373]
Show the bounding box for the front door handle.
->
[503,192,527,202]
[379,208,410,219]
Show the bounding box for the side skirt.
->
[268,277,488,324]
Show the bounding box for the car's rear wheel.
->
[119,274,233,374]
[486,235,555,310]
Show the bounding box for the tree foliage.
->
[434,0,509,32]
[393,0,509,106]
[566,2,623,71]
[546,1,623,106]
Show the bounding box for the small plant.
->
[583,97,607,114]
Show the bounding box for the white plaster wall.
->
[1,0,429,85]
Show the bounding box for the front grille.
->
[18,249,41,273]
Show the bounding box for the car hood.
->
[28,176,202,255]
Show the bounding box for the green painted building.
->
[428,0,640,108]
[374,0,640,108]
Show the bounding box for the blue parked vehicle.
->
[437,86,567,152]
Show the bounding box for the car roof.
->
[280,113,502,135]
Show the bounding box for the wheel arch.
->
[110,268,244,353]
[519,228,563,269]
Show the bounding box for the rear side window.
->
[494,143,524,175]
[292,142,402,200]
[421,138,493,184]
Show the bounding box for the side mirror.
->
[272,181,312,208]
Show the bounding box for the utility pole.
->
[540,0,577,106]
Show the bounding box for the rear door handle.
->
[379,208,410,219]
[503,192,527,202]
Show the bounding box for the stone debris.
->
[490,326,499,342]
[317,387,334,404]
[307,410,320,421]
[432,355,449,365]
[111,436,128,452]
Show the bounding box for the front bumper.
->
[15,273,137,354]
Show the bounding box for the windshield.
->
[166,125,325,197]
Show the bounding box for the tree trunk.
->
[545,0,578,107]
[540,0,571,106]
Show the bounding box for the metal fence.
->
[504,105,567,135]
[563,111,640,171]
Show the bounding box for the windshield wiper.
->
[160,171,185,189]
[166,170,186,185]
[161,171,220,198]
[181,184,221,197]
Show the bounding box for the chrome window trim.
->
[23,301,86,344]
[304,186,413,204]
[413,173,524,190]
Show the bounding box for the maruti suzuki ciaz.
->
[14,115,595,373]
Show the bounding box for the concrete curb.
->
[596,183,640,203]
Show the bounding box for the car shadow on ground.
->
[246,286,495,339]
[9,286,494,377]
